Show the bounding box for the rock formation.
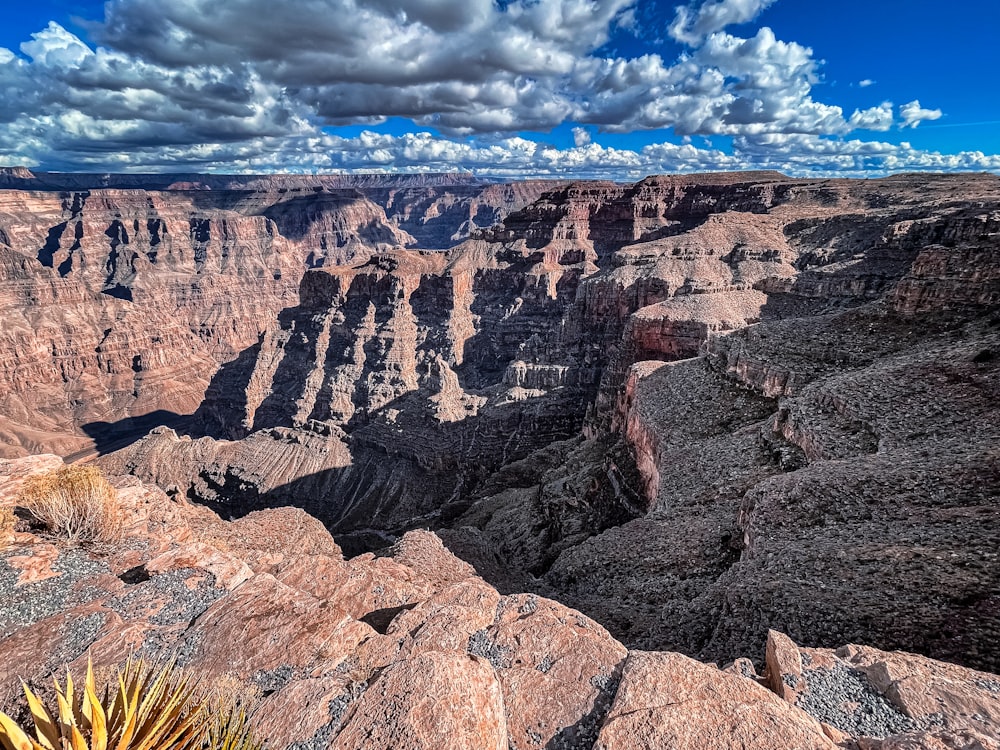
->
[0,175,549,458]
[1,170,998,685]
[2,454,999,750]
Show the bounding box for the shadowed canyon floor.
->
[1,169,998,687]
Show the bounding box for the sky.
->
[1,0,998,179]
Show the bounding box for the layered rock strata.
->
[3,170,999,674]
[0,175,551,458]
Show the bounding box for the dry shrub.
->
[18,465,123,544]
[200,671,263,715]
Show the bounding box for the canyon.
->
[0,166,998,683]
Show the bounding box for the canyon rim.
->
[1,1,999,749]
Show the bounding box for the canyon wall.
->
[0,174,549,458]
[2,168,998,670]
[5,455,999,750]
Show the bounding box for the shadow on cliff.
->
[79,410,193,458]
[220,380,592,554]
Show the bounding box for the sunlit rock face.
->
[0,174,548,458]
[3,171,999,671]
[2,454,999,750]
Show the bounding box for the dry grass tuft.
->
[18,465,124,544]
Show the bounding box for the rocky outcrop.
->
[4,170,1000,681]
[2,455,999,750]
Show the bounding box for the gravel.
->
[796,665,919,738]
[254,665,301,693]
[0,549,108,639]
[545,669,621,750]
[468,628,512,670]
[287,684,366,750]
[975,678,1000,694]
[107,568,224,627]
[43,613,106,672]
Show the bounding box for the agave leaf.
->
[111,672,139,750]
[67,724,87,750]
[133,674,196,750]
[139,709,202,750]
[106,671,128,737]
[82,681,107,750]
[79,663,96,736]
[64,671,84,732]
[55,690,79,746]
[20,684,59,750]
[0,710,45,750]
[63,673,74,718]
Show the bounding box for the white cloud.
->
[20,22,92,67]
[858,79,875,88]
[0,1,989,178]
[899,100,943,129]
[669,0,778,46]
[849,102,894,131]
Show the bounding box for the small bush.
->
[0,658,267,750]
[17,465,123,544]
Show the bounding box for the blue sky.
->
[0,0,997,177]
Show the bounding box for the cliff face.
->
[0,177,548,458]
[3,170,999,675]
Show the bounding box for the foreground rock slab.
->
[2,455,999,750]
[596,650,838,750]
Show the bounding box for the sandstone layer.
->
[0,174,550,458]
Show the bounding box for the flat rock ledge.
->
[2,455,998,750]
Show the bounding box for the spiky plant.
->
[0,658,265,750]
[205,707,263,750]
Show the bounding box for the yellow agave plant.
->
[0,658,264,750]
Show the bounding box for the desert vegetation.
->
[0,658,265,750]
[17,466,123,545]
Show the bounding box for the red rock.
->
[384,579,501,663]
[178,573,374,682]
[595,651,838,750]
[766,629,806,703]
[275,552,434,621]
[5,543,61,585]
[479,593,627,749]
[384,530,478,589]
[253,674,357,750]
[331,651,507,750]
[144,542,253,590]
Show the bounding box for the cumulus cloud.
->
[0,0,988,178]
[858,79,875,87]
[849,102,894,131]
[75,0,882,139]
[669,0,778,45]
[899,100,943,129]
